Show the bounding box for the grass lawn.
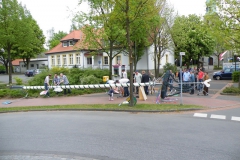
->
[0,104,205,113]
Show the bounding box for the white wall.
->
[19,60,48,73]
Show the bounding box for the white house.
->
[45,30,174,74]
[19,58,48,73]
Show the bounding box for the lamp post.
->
[234,53,237,71]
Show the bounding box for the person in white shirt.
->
[122,69,127,79]
[119,78,130,97]
[44,74,51,97]
[134,71,142,94]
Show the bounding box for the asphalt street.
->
[0,111,239,160]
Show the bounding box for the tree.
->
[148,0,175,77]
[47,31,67,50]
[0,0,32,84]
[19,17,45,69]
[213,0,240,51]
[113,0,160,106]
[171,14,215,68]
[204,12,229,68]
[74,0,126,79]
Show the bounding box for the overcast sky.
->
[18,0,206,40]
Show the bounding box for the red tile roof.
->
[45,30,91,55]
[12,59,22,66]
[61,30,81,41]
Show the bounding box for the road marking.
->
[210,114,226,120]
[193,113,207,118]
[231,116,240,121]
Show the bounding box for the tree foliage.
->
[171,14,215,68]
[113,0,160,106]
[74,0,126,78]
[0,0,45,84]
[47,30,67,50]
[148,0,175,77]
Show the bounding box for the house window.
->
[63,41,68,47]
[69,41,73,46]
[166,54,168,63]
[62,55,67,65]
[87,57,92,65]
[76,54,81,65]
[31,64,34,67]
[57,55,60,65]
[116,55,121,65]
[51,56,55,66]
[103,56,109,65]
[69,54,73,65]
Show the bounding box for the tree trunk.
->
[4,63,8,74]
[154,44,158,77]
[125,0,134,107]
[7,48,12,84]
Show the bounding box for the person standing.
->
[197,68,204,95]
[203,72,209,96]
[189,71,195,94]
[44,74,51,97]
[60,73,71,95]
[141,70,150,95]
[122,69,127,79]
[134,71,142,94]
[183,68,191,86]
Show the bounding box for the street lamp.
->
[234,53,237,71]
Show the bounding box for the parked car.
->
[0,70,6,74]
[25,70,35,77]
[213,68,240,80]
[34,69,45,75]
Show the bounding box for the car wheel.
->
[216,76,221,80]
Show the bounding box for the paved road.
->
[0,110,239,160]
[0,74,32,84]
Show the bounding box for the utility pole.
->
[179,52,185,105]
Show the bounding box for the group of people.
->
[174,67,209,95]
[44,73,71,97]
[107,70,152,101]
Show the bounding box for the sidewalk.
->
[0,91,239,109]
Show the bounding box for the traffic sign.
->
[180,52,185,55]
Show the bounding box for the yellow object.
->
[103,76,109,82]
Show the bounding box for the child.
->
[108,87,114,101]
[107,80,116,101]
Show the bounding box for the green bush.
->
[14,76,23,85]
[0,67,110,99]
[0,65,5,71]
[0,89,8,98]
[232,71,240,82]
[163,63,177,73]
[222,86,240,94]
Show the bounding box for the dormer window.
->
[63,41,68,47]
[69,41,73,46]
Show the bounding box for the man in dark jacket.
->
[141,70,150,95]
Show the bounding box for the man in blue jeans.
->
[60,73,71,95]
[44,74,51,97]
